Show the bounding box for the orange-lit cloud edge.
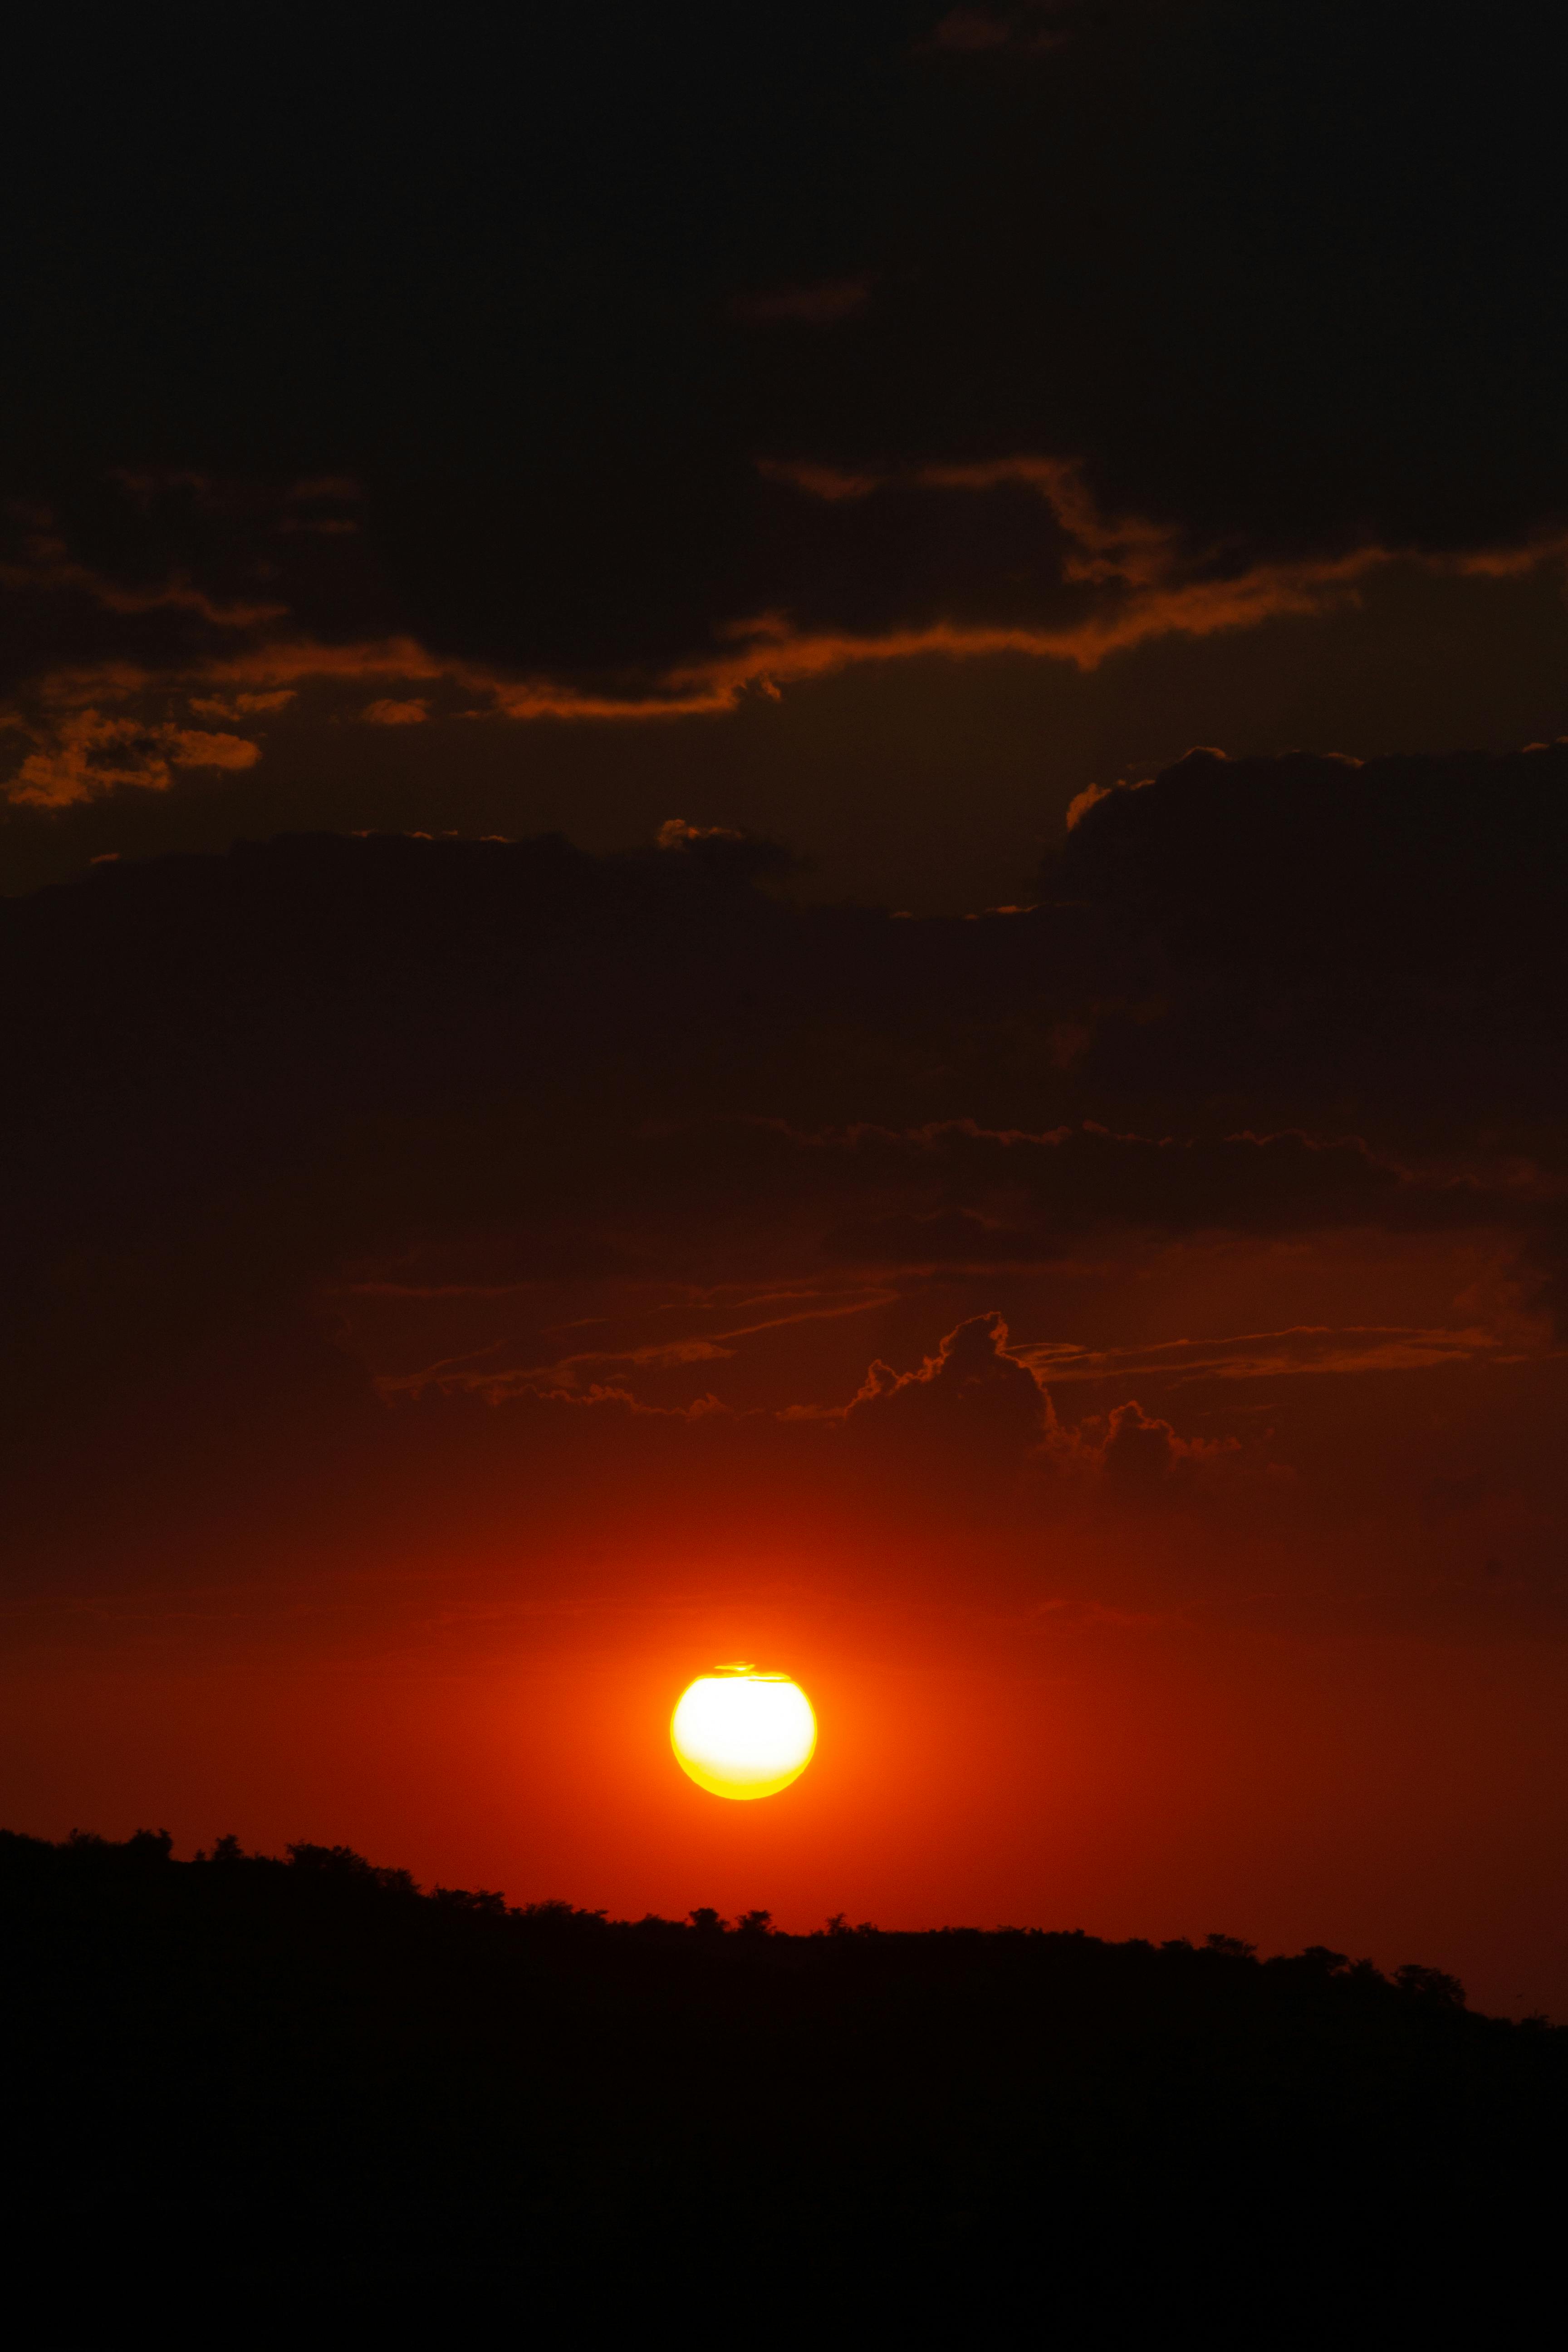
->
[5,456,1567,806]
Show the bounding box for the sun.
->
[670,1663,817,1800]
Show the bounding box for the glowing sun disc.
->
[671,1667,817,1801]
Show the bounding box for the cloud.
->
[7,466,1568,804]
[187,691,296,719]
[655,817,746,849]
[381,1285,896,1406]
[5,6,1566,764]
[5,9,1568,1655]
[1014,1326,1516,1387]
[2,803,1563,1621]
[2,761,1563,1455]
[1031,741,1568,1167]
[251,517,1551,728]
[4,710,261,808]
[168,729,262,771]
[798,1312,1233,1502]
[813,1121,1492,1265]
[1064,781,1115,830]
[830,1311,1058,1464]
[361,699,430,726]
[1090,1399,1234,1496]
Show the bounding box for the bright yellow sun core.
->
[671,1667,817,1801]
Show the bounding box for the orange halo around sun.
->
[670,1664,817,1800]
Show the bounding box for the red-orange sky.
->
[4,5,1568,2016]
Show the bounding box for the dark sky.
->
[4,4,1568,2011]
[5,0,1565,900]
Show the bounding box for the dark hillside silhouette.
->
[1,1829,1563,2342]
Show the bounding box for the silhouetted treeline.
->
[2,1829,1563,2343]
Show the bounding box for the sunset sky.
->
[4,2,1567,2017]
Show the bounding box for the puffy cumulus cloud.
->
[784,1312,1235,1506]
[834,1311,1054,1452]
[835,1313,1241,1521]
[1086,1400,1237,1498]
[786,1311,1235,1514]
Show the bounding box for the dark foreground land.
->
[3,1830,1563,2343]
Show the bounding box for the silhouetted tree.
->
[286,1841,418,1894]
[0,1824,1558,2342]
[1394,1963,1467,2009]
